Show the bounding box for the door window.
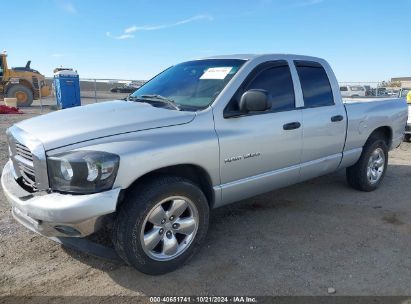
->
[246,65,295,112]
[295,61,334,108]
[225,61,295,115]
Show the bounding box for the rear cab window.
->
[294,60,334,108]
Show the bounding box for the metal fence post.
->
[39,83,43,114]
[94,79,97,103]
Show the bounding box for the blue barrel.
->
[53,70,81,109]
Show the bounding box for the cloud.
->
[106,32,135,40]
[56,0,77,14]
[107,14,213,40]
[291,0,324,7]
[124,26,138,34]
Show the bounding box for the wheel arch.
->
[367,126,392,148]
[5,79,34,94]
[120,164,215,210]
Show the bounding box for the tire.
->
[404,134,411,143]
[6,85,33,107]
[346,134,388,192]
[112,176,209,275]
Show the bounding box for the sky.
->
[2,0,411,82]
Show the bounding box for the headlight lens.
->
[48,151,120,194]
[60,159,74,181]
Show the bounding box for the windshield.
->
[130,59,245,110]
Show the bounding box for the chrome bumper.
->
[1,160,120,237]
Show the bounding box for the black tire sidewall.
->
[7,85,33,107]
[114,177,209,275]
[357,139,388,191]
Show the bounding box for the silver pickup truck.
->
[1,54,408,274]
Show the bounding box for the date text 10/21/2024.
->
[149,296,258,303]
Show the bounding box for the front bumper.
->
[1,160,120,237]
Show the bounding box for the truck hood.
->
[15,100,195,150]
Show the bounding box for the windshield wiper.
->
[126,95,142,101]
[140,94,181,111]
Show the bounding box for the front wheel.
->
[112,176,209,275]
[6,85,34,107]
[346,136,388,191]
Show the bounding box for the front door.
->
[214,61,303,206]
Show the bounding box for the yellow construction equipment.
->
[0,51,51,107]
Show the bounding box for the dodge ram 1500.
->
[1,54,408,274]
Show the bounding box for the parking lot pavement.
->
[0,105,410,296]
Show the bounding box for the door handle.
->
[283,122,301,130]
[331,115,344,122]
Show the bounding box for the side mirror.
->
[239,89,271,113]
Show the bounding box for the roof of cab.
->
[203,53,324,62]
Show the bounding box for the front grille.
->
[12,140,37,191]
[7,126,49,192]
[15,142,33,161]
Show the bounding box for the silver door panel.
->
[214,164,300,208]
[216,110,302,185]
[298,153,342,183]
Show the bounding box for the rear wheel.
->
[405,134,411,143]
[6,85,33,107]
[346,134,388,191]
[112,176,209,275]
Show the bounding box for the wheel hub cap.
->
[367,148,385,184]
[140,196,199,261]
[15,91,28,103]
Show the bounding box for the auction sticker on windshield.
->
[200,67,233,80]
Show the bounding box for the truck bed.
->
[343,97,402,104]
[343,97,407,152]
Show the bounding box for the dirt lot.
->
[0,100,410,296]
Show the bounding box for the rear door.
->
[293,60,346,181]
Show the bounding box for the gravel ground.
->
[0,99,410,296]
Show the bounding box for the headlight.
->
[48,151,120,194]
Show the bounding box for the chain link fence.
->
[40,78,146,108]
[35,79,403,110]
[338,82,401,97]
